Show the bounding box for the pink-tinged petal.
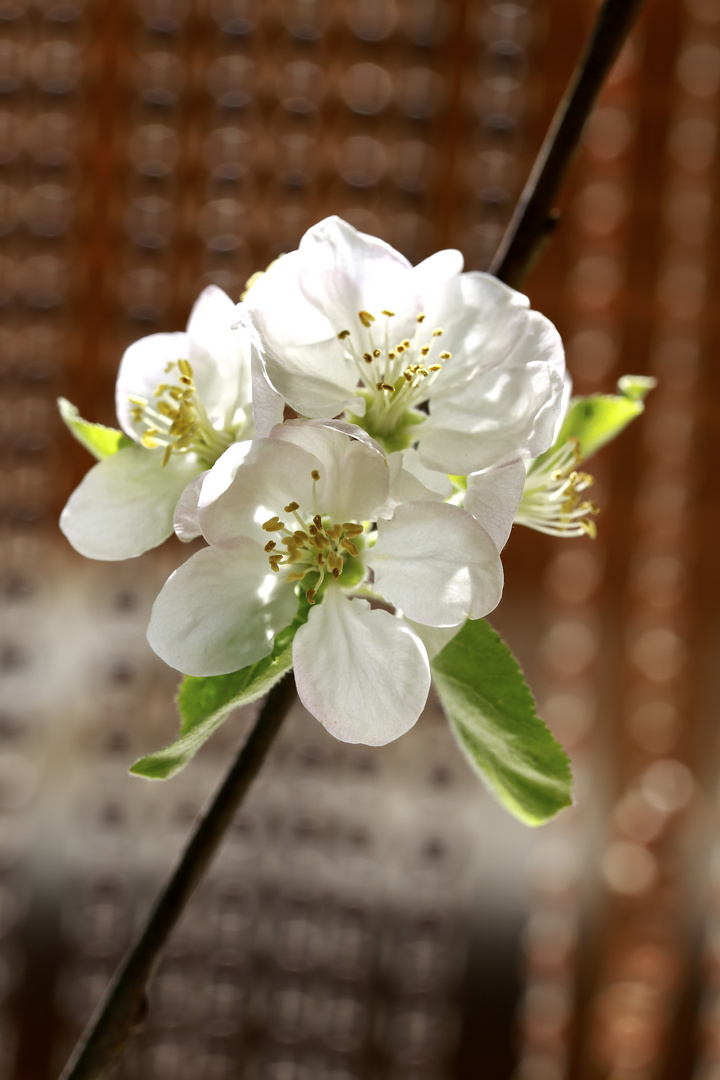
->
[60,445,200,560]
[198,438,319,548]
[271,420,389,523]
[464,461,526,551]
[368,501,503,626]
[382,448,451,517]
[174,470,207,542]
[147,541,297,676]
[293,587,430,746]
[115,332,190,440]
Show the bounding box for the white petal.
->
[419,313,566,474]
[423,272,532,382]
[186,284,237,365]
[174,470,207,542]
[198,437,319,548]
[250,344,285,438]
[262,338,364,419]
[293,587,429,746]
[60,446,200,560]
[271,420,389,522]
[243,249,335,352]
[382,448,451,517]
[298,216,414,334]
[412,248,464,293]
[464,461,526,551]
[115,332,190,439]
[403,619,460,660]
[147,541,297,676]
[369,502,503,626]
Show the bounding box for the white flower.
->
[147,421,504,746]
[60,286,274,560]
[243,216,566,475]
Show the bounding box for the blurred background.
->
[0,0,718,1077]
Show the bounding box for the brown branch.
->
[58,675,298,1080]
[490,0,650,287]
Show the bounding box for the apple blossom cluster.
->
[60,215,609,748]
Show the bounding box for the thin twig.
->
[490,0,650,287]
[59,675,298,1080]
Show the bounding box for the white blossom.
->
[243,216,566,476]
[147,421,505,746]
[60,286,272,560]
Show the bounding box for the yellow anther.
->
[311,470,320,481]
[306,588,316,605]
[313,533,326,551]
[432,328,443,337]
[262,516,285,532]
[381,309,395,317]
[416,313,426,323]
[428,364,442,372]
[128,395,148,407]
[342,523,364,537]
[439,351,451,360]
[358,311,375,327]
[396,344,405,354]
[287,570,306,582]
[341,538,359,557]
[373,349,381,358]
[141,431,159,449]
[178,359,193,378]
[417,367,428,377]
[162,445,173,468]
[264,540,276,552]
[377,382,395,392]
[388,351,395,360]
[404,370,413,382]
[164,361,175,373]
[313,514,322,528]
[337,329,351,340]
[363,352,373,363]
[284,501,299,513]
[294,530,310,542]
[403,339,410,349]
[420,345,430,355]
[329,523,342,540]
[327,551,342,572]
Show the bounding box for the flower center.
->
[261,470,365,605]
[336,309,451,443]
[128,359,235,468]
[515,439,599,538]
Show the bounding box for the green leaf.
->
[431,619,573,826]
[130,599,310,781]
[58,397,133,461]
[554,374,656,462]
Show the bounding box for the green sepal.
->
[58,397,133,461]
[431,619,573,826]
[552,374,656,463]
[130,598,310,781]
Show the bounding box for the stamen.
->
[337,329,351,340]
[262,516,285,532]
[363,352,373,362]
[284,501,299,513]
[381,309,395,317]
[377,382,395,393]
[264,541,276,552]
[358,311,375,328]
[416,313,426,323]
[439,351,451,360]
[311,470,320,481]
[432,328,443,337]
[340,539,359,557]
[306,588,316,605]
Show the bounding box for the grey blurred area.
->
[0,0,719,1077]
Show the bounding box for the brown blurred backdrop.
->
[1,0,719,1077]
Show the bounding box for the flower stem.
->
[489,0,650,288]
[58,675,298,1080]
